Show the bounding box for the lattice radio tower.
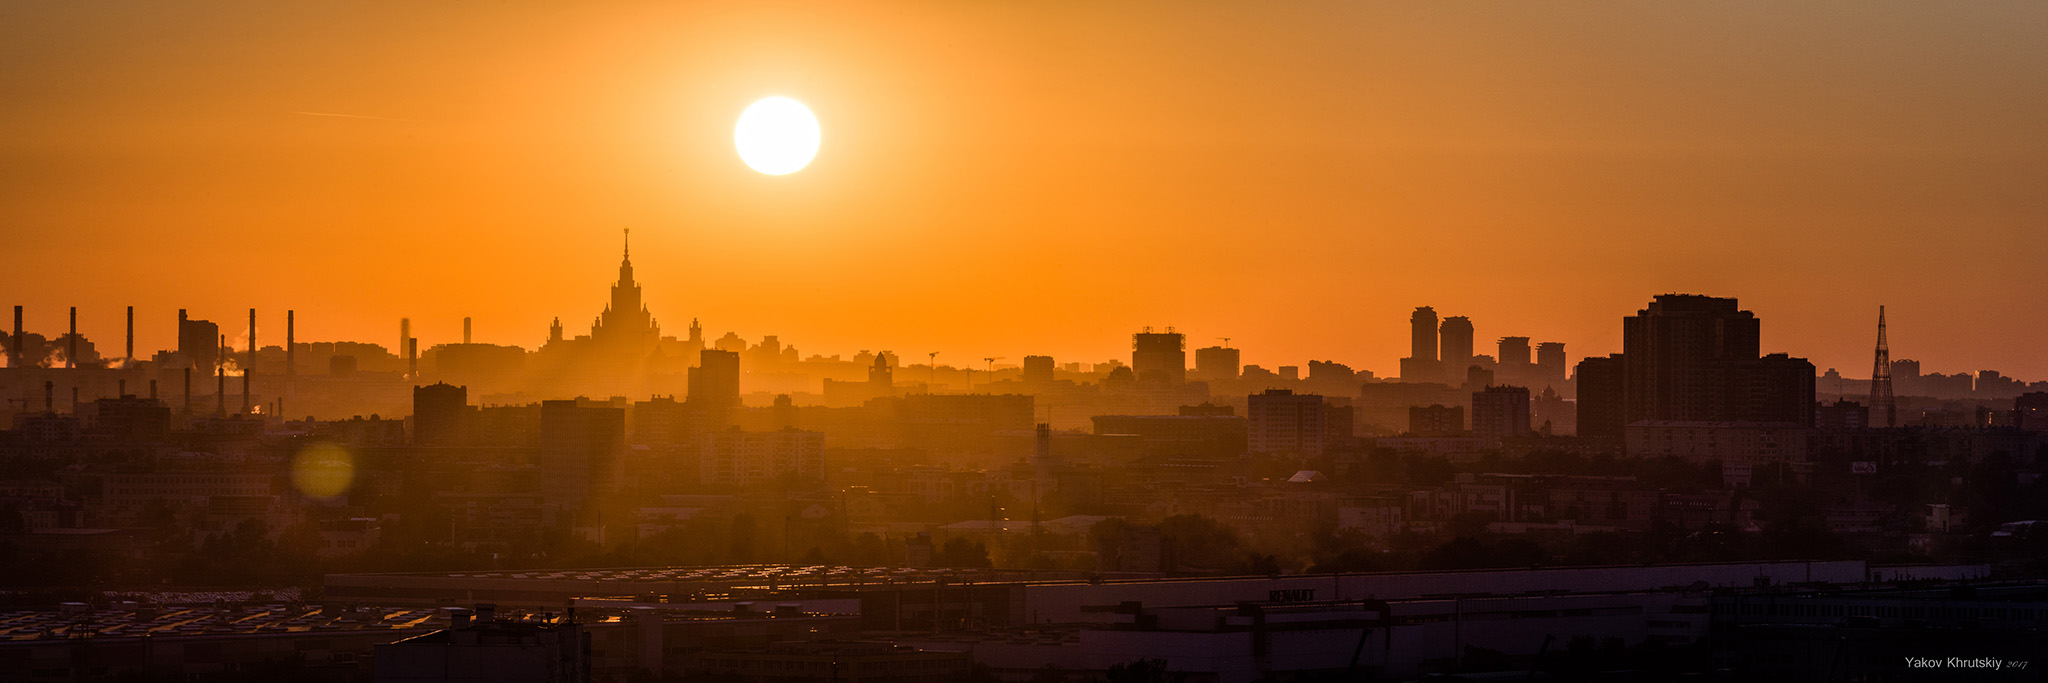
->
[1869,305,1896,427]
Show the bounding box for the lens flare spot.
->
[292,444,355,499]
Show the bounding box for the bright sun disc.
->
[735,97,820,175]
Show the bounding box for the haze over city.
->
[6,1,2045,379]
[5,3,2048,682]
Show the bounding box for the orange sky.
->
[4,1,2045,379]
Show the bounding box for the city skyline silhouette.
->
[4,3,2047,681]
[5,2,2045,379]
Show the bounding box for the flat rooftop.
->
[335,563,1079,587]
[0,603,448,641]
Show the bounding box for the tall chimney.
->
[285,310,296,384]
[407,338,418,380]
[125,306,134,364]
[216,364,225,416]
[463,317,472,345]
[67,307,77,369]
[119,379,126,398]
[9,305,19,367]
[149,379,158,400]
[244,308,255,414]
[399,318,410,365]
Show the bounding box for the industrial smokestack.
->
[126,306,134,363]
[463,317,472,344]
[119,379,126,398]
[286,310,296,384]
[149,379,158,400]
[9,305,19,367]
[245,309,255,414]
[216,364,225,416]
[67,307,76,369]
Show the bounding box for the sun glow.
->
[734,97,821,175]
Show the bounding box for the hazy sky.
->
[4,1,2044,379]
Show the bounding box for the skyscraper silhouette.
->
[592,229,660,353]
[1497,336,1532,385]
[1535,342,1567,388]
[1401,307,1442,383]
[1622,295,1761,424]
[1439,316,1474,380]
[1574,355,1626,440]
[1411,307,1438,362]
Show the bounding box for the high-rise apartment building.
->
[689,349,741,408]
[1247,389,1350,456]
[1401,307,1442,383]
[1132,329,1186,385]
[1471,385,1531,441]
[1409,404,1464,437]
[1411,307,1439,362]
[1439,316,1474,379]
[1194,346,1241,381]
[1575,354,1627,440]
[538,399,626,519]
[1535,342,1567,388]
[1622,294,1763,424]
[698,429,825,486]
[1021,355,1054,384]
[412,382,472,446]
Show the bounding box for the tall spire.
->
[616,228,636,287]
[1870,305,1895,428]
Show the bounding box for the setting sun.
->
[734,96,821,175]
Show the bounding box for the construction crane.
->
[1217,337,1231,348]
[969,356,1003,390]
